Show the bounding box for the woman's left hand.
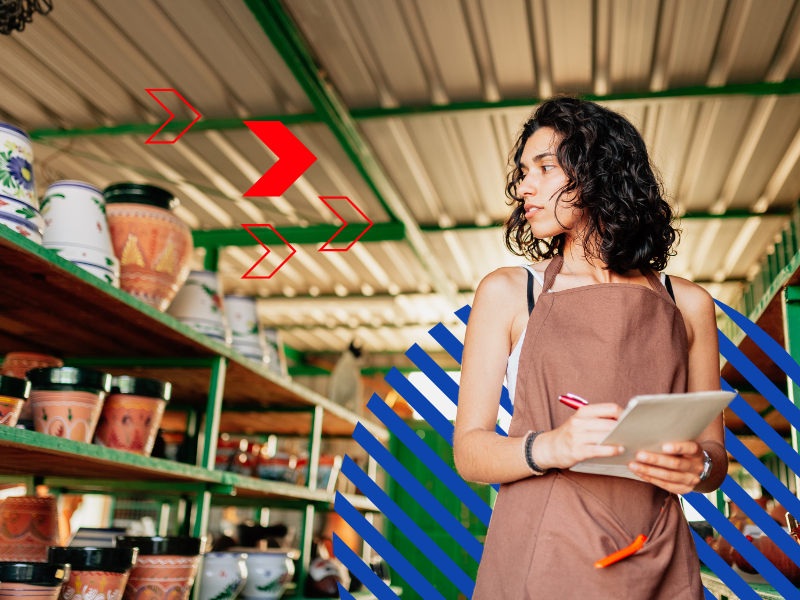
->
[628,441,705,494]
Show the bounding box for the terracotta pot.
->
[198,552,247,600]
[93,376,171,456]
[104,184,193,312]
[1,354,63,423]
[0,561,70,600]
[115,537,205,600]
[756,535,800,585]
[709,535,734,565]
[27,368,112,442]
[0,497,60,562]
[48,546,138,600]
[0,122,38,209]
[0,376,31,428]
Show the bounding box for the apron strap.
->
[542,255,564,293]
[642,267,674,303]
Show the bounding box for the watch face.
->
[700,450,712,481]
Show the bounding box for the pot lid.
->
[0,562,70,586]
[115,536,206,557]
[103,183,178,211]
[27,367,112,393]
[47,547,138,573]
[110,376,171,402]
[0,375,31,399]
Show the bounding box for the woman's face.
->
[516,126,581,240]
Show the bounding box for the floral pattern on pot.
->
[124,555,201,600]
[0,123,37,208]
[198,553,247,600]
[106,204,193,312]
[93,395,167,456]
[29,390,105,442]
[0,394,24,426]
[41,182,114,257]
[59,570,129,600]
[0,496,59,562]
[239,553,293,600]
[0,194,44,232]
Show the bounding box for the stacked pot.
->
[225,296,266,362]
[42,181,120,288]
[0,123,44,244]
[167,271,230,344]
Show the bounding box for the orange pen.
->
[594,534,647,568]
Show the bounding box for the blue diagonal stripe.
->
[703,586,716,600]
[405,343,507,436]
[720,475,800,567]
[367,394,493,526]
[332,534,400,600]
[683,492,800,599]
[337,583,358,600]
[724,430,800,521]
[690,530,761,600]
[353,422,484,562]
[455,304,471,325]
[386,367,456,446]
[335,492,447,600]
[719,331,800,429]
[717,299,800,385]
[341,456,476,597]
[722,378,800,475]
[428,323,463,363]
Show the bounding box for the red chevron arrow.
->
[145,89,201,144]
[318,196,373,251]
[240,224,296,279]
[243,121,317,197]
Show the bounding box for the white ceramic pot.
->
[176,318,228,343]
[264,329,288,376]
[45,244,120,277]
[0,212,42,244]
[0,194,43,233]
[0,122,37,209]
[225,296,261,336]
[199,552,248,600]
[239,552,294,600]
[168,271,230,343]
[74,261,120,288]
[41,181,114,255]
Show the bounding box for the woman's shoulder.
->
[476,259,553,297]
[664,275,717,338]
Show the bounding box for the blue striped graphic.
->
[691,530,761,600]
[333,534,399,600]
[427,323,463,363]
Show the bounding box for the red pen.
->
[559,392,589,410]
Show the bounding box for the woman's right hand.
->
[532,403,625,470]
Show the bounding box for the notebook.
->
[569,390,736,480]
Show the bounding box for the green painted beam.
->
[192,221,405,248]
[27,79,800,140]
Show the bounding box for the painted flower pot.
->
[198,553,247,600]
[41,182,114,256]
[0,497,60,562]
[93,376,171,457]
[0,562,70,600]
[0,195,44,234]
[48,546,138,600]
[27,368,112,442]
[115,537,205,600]
[104,184,193,312]
[68,262,119,289]
[46,246,121,278]
[238,552,293,600]
[168,272,228,343]
[1,354,63,422]
[0,212,42,245]
[0,376,31,428]
[0,123,37,209]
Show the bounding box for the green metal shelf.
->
[700,566,786,599]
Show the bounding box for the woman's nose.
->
[518,173,536,196]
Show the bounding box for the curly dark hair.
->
[504,96,678,274]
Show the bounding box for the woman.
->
[454,97,725,600]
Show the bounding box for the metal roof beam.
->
[27,79,800,140]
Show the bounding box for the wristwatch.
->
[699,450,713,482]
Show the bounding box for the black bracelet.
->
[525,430,548,475]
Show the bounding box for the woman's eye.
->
[542,165,554,173]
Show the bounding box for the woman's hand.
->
[533,403,625,470]
[628,441,705,494]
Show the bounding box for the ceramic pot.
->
[46,246,121,277]
[0,123,37,209]
[93,376,171,456]
[1,354,63,423]
[104,184,193,312]
[27,368,112,442]
[198,553,247,600]
[0,562,70,600]
[0,497,60,562]
[68,262,120,289]
[0,195,44,234]
[0,212,42,245]
[225,296,265,361]
[0,376,31,427]
[263,330,287,377]
[115,537,205,600]
[47,546,138,600]
[168,272,228,343]
[238,552,293,600]
[41,182,114,257]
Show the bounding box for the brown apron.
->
[473,256,702,600]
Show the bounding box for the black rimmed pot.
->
[114,536,205,557]
[0,375,31,428]
[103,183,177,211]
[46,548,137,600]
[115,537,205,600]
[0,561,70,597]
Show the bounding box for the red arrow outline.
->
[242,121,317,197]
[145,89,202,144]
[318,196,374,252]
[240,224,297,279]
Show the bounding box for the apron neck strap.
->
[641,267,673,302]
[542,255,564,293]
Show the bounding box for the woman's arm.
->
[629,279,726,494]
[454,269,624,484]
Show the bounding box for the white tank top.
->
[505,266,668,404]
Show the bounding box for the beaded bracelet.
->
[524,430,548,476]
